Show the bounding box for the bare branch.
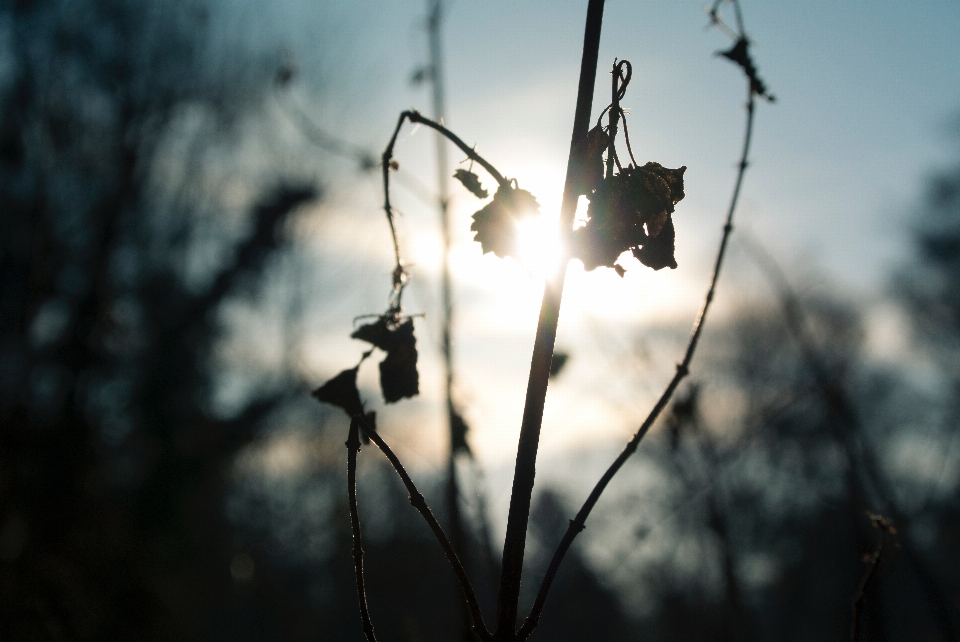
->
[346,421,377,642]
[353,414,493,642]
[519,87,757,642]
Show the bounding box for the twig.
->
[346,421,378,642]
[496,0,606,638]
[851,513,896,642]
[353,414,493,642]
[519,84,758,641]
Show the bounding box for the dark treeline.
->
[2,0,960,640]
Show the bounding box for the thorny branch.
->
[346,420,377,642]
[352,413,494,642]
[519,11,766,637]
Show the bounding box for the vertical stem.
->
[494,1,605,638]
[427,2,474,639]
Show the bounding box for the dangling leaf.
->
[470,183,541,258]
[454,168,489,199]
[718,37,774,101]
[351,317,393,351]
[450,408,471,456]
[352,315,421,404]
[379,318,419,402]
[312,367,363,417]
[549,351,570,378]
[571,162,686,273]
[633,215,677,270]
[574,125,611,195]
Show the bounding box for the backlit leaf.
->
[572,162,685,273]
[453,168,489,199]
[470,183,541,258]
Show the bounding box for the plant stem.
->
[346,421,378,642]
[519,88,757,641]
[354,415,493,641]
[494,1,606,638]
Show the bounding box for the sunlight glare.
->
[516,211,561,279]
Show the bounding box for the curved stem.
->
[518,88,756,641]
[381,110,512,308]
[405,111,508,187]
[346,421,378,642]
[353,414,493,642]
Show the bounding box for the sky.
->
[213,0,960,468]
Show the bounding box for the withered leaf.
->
[718,38,774,101]
[574,125,611,195]
[453,168,489,199]
[633,215,677,270]
[312,367,363,417]
[352,315,421,404]
[549,351,570,378]
[378,318,419,402]
[351,317,393,351]
[450,408,471,456]
[470,184,541,258]
[571,162,685,273]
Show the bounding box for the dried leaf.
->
[549,351,570,378]
[379,318,419,402]
[571,162,686,273]
[351,317,393,351]
[312,367,363,417]
[453,168,489,199]
[352,316,421,404]
[470,184,541,258]
[633,216,677,270]
[718,37,774,101]
[450,408,471,456]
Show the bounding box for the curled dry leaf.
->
[718,38,774,101]
[312,366,363,417]
[470,183,541,258]
[351,316,420,403]
[450,408,471,456]
[453,168,489,199]
[571,162,686,273]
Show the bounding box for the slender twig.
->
[518,85,757,641]
[496,1,606,638]
[346,421,378,642]
[353,414,493,642]
[851,514,895,642]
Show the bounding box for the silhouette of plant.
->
[311,1,773,640]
